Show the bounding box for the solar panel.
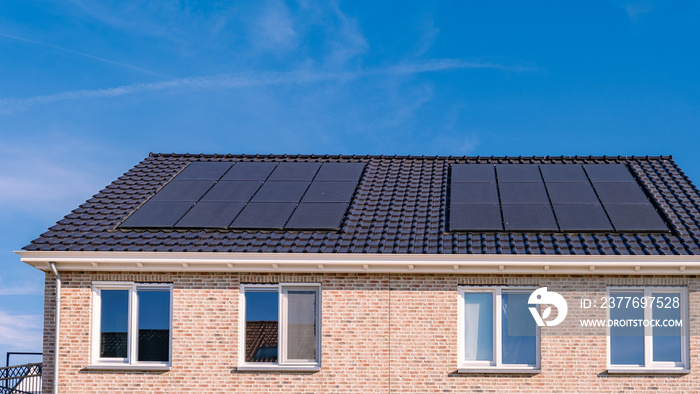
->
[201,181,263,202]
[584,164,635,182]
[174,202,245,228]
[301,181,357,203]
[499,183,549,205]
[605,204,669,232]
[451,164,496,182]
[546,183,599,204]
[450,183,499,204]
[221,162,277,181]
[251,181,310,202]
[449,204,503,231]
[268,162,321,181]
[120,201,194,228]
[496,164,542,183]
[150,180,215,202]
[230,202,297,229]
[553,204,613,231]
[314,163,365,181]
[175,162,232,180]
[539,164,588,183]
[593,182,650,205]
[502,205,558,231]
[285,203,349,230]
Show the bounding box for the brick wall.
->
[42,272,699,393]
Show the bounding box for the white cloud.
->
[0,135,122,216]
[251,1,298,51]
[0,311,42,350]
[0,59,529,114]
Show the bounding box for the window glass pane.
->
[609,291,644,365]
[501,292,536,365]
[464,292,493,361]
[100,290,128,358]
[652,292,682,363]
[137,289,171,362]
[287,289,318,360]
[245,290,278,362]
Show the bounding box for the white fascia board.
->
[15,250,700,275]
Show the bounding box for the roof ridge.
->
[148,153,674,161]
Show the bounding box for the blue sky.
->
[1,0,700,363]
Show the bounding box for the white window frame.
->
[458,286,540,373]
[89,281,173,370]
[607,286,689,374]
[238,283,321,372]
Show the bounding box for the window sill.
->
[606,368,690,375]
[86,364,171,371]
[457,368,540,374]
[237,365,321,372]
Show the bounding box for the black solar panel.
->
[222,162,277,181]
[449,204,503,231]
[593,182,650,205]
[450,183,499,204]
[314,163,365,181]
[605,204,669,232]
[230,202,297,229]
[540,164,588,183]
[251,181,310,202]
[496,164,542,183]
[584,164,635,182]
[174,202,245,228]
[301,181,357,203]
[451,164,496,183]
[502,204,558,231]
[268,162,321,181]
[546,183,599,204]
[150,180,215,202]
[176,162,232,180]
[553,204,613,231]
[121,201,194,228]
[201,181,263,202]
[285,203,349,229]
[499,183,549,205]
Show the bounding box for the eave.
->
[15,251,700,275]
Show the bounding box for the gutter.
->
[49,262,60,394]
[17,251,700,276]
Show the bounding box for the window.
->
[608,287,688,373]
[90,282,172,369]
[458,286,540,372]
[239,283,321,371]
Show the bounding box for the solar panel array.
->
[449,164,669,232]
[120,161,365,230]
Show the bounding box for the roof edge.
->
[17,250,700,276]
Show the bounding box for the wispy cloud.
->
[0,136,124,216]
[0,32,169,78]
[250,0,298,51]
[0,311,42,350]
[0,282,43,296]
[0,59,532,113]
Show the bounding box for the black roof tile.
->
[21,153,700,255]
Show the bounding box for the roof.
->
[23,153,700,255]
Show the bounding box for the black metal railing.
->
[0,363,42,394]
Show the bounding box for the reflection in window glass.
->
[652,292,682,363]
[610,291,644,365]
[501,292,536,365]
[287,290,317,360]
[100,290,129,358]
[245,291,278,362]
[137,289,171,362]
[464,292,493,361]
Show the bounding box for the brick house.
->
[17,153,700,393]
